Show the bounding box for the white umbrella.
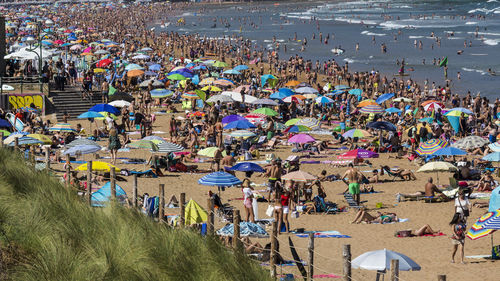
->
[295,86,319,94]
[417,161,458,173]
[352,249,421,271]
[108,100,131,108]
[206,94,234,103]
[221,91,257,103]
[251,98,278,106]
[451,136,490,150]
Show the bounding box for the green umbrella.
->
[213,61,228,68]
[0,130,11,137]
[128,140,159,151]
[167,74,187,81]
[332,126,352,132]
[252,108,278,117]
[285,118,301,126]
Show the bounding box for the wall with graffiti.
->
[8,93,45,111]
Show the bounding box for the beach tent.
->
[490,185,500,212]
[91,182,128,207]
[184,199,207,225]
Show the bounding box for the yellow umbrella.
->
[201,85,222,92]
[75,161,121,172]
[357,99,378,108]
[94,68,106,73]
[127,69,145,77]
[184,199,208,225]
[27,134,52,144]
[94,112,117,121]
[199,77,215,86]
[197,147,227,158]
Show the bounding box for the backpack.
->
[407,127,414,138]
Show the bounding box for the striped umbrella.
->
[206,94,234,103]
[229,130,256,138]
[423,102,443,112]
[244,113,267,125]
[6,136,42,146]
[128,140,159,151]
[156,142,184,153]
[416,139,449,156]
[359,105,384,114]
[213,79,235,87]
[150,89,173,98]
[296,118,321,130]
[198,171,241,187]
[66,138,99,148]
[27,134,52,144]
[182,92,199,99]
[342,129,371,138]
[451,136,489,150]
[315,96,334,104]
[63,144,101,156]
[284,125,311,133]
[466,224,495,240]
[49,123,77,132]
[466,210,500,240]
[357,99,377,108]
[489,142,500,152]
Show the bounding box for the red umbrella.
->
[96,59,112,68]
[53,40,64,45]
[338,149,379,159]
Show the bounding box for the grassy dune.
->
[0,149,270,281]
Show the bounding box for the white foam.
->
[465,22,478,25]
[408,35,424,39]
[361,30,386,36]
[334,17,378,25]
[461,67,487,75]
[467,31,500,36]
[343,58,355,64]
[483,39,500,45]
[470,54,488,56]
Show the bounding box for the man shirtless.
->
[396,177,448,202]
[264,160,282,201]
[342,163,362,205]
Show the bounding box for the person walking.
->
[108,128,121,165]
[450,213,467,264]
[343,163,362,206]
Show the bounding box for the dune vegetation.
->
[0,148,270,281]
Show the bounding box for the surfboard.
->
[6,113,25,132]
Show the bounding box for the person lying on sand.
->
[395,224,439,237]
[396,177,449,202]
[380,165,417,181]
[351,208,398,224]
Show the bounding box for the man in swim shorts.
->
[342,163,362,205]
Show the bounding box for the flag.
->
[108,85,116,96]
[439,57,448,67]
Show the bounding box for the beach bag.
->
[266,205,274,217]
[291,211,299,219]
[492,245,500,260]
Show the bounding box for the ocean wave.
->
[465,22,478,25]
[461,67,487,75]
[361,30,386,36]
[467,31,500,36]
[470,54,488,56]
[483,38,500,45]
[334,17,378,25]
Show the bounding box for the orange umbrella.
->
[357,99,378,108]
[285,80,300,87]
[421,100,442,107]
[127,69,145,77]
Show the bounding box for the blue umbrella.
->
[77,111,104,119]
[385,107,402,113]
[192,65,207,71]
[223,119,256,130]
[63,144,102,156]
[89,104,120,115]
[148,64,161,71]
[316,96,334,104]
[228,162,265,173]
[432,146,467,156]
[448,107,473,115]
[7,136,42,146]
[233,65,249,71]
[0,118,12,128]
[198,171,242,187]
[489,186,500,212]
[337,85,351,90]
[223,69,241,75]
[91,182,128,207]
[217,222,269,237]
[376,93,395,104]
[270,91,291,99]
[278,88,295,96]
[222,115,245,124]
[366,121,397,132]
[482,152,500,162]
[144,71,158,76]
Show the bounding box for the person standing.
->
[241,178,255,223]
[343,163,361,206]
[108,128,121,165]
[450,213,467,264]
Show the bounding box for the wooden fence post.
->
[438,275,446,281]
[207,198,214,235]
[179,193,186,227]
[44,146,50,171]
[87,161,93,206]
[30,146,35,165]
[233,210,241,250]
[270,220,278,278]
[343,244,351,281]
[390,259,399,281]
[110,167,116,200]
[65,154,71,188]
[0,132,3,148]
[159,184,165,223]
[14,137,18,151]
[132,174,138,208]
[308,233,315,281]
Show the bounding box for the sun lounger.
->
[343,193,362,209]
[382,166,405,181]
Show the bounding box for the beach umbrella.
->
[489,186,500,212]
[206,94,234,103]
[128,140,159,151]
[127,69,145,77]
[199,77,215,86]
[198,171,241,187]
[288,134,316,144]
[156,142,184,154]
[251,108,278,117]
[221,91,256,103]
[357,99,378,108]
[352,249,421,271]
[108,100,131,108]
[489,142,500,152]
[342,129,371,138]
[261,74,277,87]
[63,144,101,156]
[332,125,352,132]
[284,80,300,87]
[233,65,249,71]
[244,114,267,125]
[417,161,457,173]
[304,94,319,100]
[228,162,265,173]
[359,105,384,114]
[444,110,468,117]
[223,69,241,75]
[0,129,11,136]
[198,147,227,158]
[6,136,42,146]
[385,107,402,114]
[416,139,449,156]
[270,91,291,100]
[141,136,165,143]
[167,73,186,81]
[466,209,500,240]
[150,89,173,98]
[89,104,120,115]
[448,107,473,115]
[315,96,334,104]
[251,98,279,106]
[26,134,51,144]
[66,138,99,149]
[224,119,256,130]
[125,64,143,71]
[91,182,128,207]
[201,86,222,92]
[432,147,467,156]
[483,152,500,162]
[222,115,245,124]
[451,136,489,150]
[212,61,228,68]
[217,222,268,237]
[347,88,361,96]
[182,92,199,99]
[366,121,397,132]
[376,93,395,104]
[229,130,256,138]
[338,149,379,159]
[132,54,150,60]
[284,125,311,133]
[49,123,77,132]
[418,117,441,125]
[295,86,318,94]
[214,79,235,87]
[467,224,495,240]
[296,118,321,130]
[393,97,413,103]
[184,199,208,225]
[285,118,301,126]
[423,102,443,112]
[282,170,317,182]
[77,111,104,119]
[75,161,120,172]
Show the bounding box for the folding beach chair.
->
[314,196,338,215]
[382,166,405,181]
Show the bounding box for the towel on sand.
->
[397,232,445,238]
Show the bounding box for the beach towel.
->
[130,169,158,178]
[296,233,351,238]
[397,232,445,238]
[261,260,307,267]
[470,192,491,199]
[373,218,409,224]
